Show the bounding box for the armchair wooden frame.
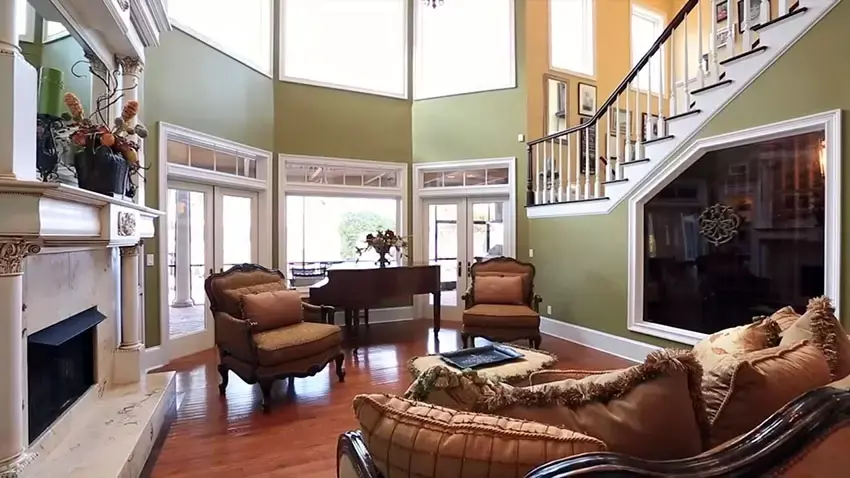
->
[460,257,544,349]
[205,263,345,411]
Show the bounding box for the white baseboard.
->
[333,306,414,325]
[540,316,661,363]
[142,345,168,372]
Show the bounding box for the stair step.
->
[602,178,629,185]
[692,79,733,96]
[643,134,675,146]
[752,7,808,32]
[667,109,701,122]
[720,46,768,66]
[622,158,650,167]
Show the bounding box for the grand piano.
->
[308,264,441,333]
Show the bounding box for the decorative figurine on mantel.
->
[355,229,408,268]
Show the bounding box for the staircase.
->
[526,0,840,218]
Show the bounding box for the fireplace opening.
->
[27,307,106,444]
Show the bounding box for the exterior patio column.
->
[0,239,40,477]
[171,190,194,308]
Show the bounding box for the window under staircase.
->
[526,0,840,219]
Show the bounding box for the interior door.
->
[424,199,468,321]
[166,181,215,360]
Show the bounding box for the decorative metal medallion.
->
[117,212,137,236]
[698,204,741,246]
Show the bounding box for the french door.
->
[166,181,259,360]
[424,197,510,321]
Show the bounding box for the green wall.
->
[412,0,529,259]
[528,0,850,349]
[41,37,91,112]
[142,29,275,346]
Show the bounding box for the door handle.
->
[467,261,473,276]
[208,268,213,276]
[457,261,462,278]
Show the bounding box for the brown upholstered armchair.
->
[460,257,543,349]
[204,264,345,411]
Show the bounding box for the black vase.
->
[74,139,129,197]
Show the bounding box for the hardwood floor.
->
[148,320,632,478]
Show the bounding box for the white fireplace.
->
[0,0,172,476]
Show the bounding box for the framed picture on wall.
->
[579,116,597,175]
[641,112,661,142]
[716,26,731,48]
[578,83,597,116]
[715,0,728,22]
[609,107,631,136]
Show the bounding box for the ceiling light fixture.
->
[423,0,444,8]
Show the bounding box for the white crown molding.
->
[627,109,842,345]
[130,0,172,48]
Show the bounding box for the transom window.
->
[280,0,408,98]
[631,5,665,93]
[414,0,515,99]
[422,167,509,188]
[168,0,273,75]
[550,0,595,78]
[167,140,261,179]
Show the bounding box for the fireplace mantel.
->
[0,179,162,247]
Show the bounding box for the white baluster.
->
[683,14,690,109]
[594,121,600,197]
[698,0,704,88]
[670,28,677,116]
[625,88,632,163]
[634,78,642,160]
[727,0,734,54]
[778,0,788,16]
[743,0,752,48]
[566,132,573,201]
[616,98,622,167]
[606,107,612,181]
[549,140,555,204]
[584,124,591,199]
[646,56,653,141]
[657,46,664,135]
[534,143,541,204]
[711,1,719,80]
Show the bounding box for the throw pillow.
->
[353,394,606,478]
[475,349,710,460]
[221,281,288,316]
[402,365,506,411]
[702,340,831,446]
[692,318,781,370]
[473,275,524,305]
[240,289,303,332]
[780,296,850,380]
[771,305,800,332]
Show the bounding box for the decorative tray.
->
[439,344,524,370]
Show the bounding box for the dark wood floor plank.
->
[149,320,632,477]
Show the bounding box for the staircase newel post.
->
[526,144,535,206]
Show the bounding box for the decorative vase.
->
[376,247,391,268]
[74,138,130,198]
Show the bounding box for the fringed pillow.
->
[475,349,710,461]
[402,365,506,411]
[692,317,781,371]
[780,296,850,380]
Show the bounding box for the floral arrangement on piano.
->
[356,229,408,268]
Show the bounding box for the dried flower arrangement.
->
[356,229,409,267]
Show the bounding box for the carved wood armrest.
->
[337,431,383,478]
[213,311,257,362]
[461,287,474,310]
[526,387,850,477]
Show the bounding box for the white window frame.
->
[155,122,274,363]
[630,4,666,95]
[627,110,842,345]
[169,1,274,77]
[413,0,516,100]
[42,19,71,43]
[277,154,409,293]
[549,0,596,79]
[279,0,409,99]
[18,4,35,43]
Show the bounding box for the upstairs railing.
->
[527,0,795,207]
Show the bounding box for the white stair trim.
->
[540,316,661,363]
[527,0,840,219]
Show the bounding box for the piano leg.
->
[363,309,369,327]
[433,290,441,333]
[344,309,352,334]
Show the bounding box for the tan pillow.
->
[476,349,709,460]
[771,305,800,332]
[353,394,606,478]
[702,340,831,446]
[240,289,303,332]
[402,365,506,411]
[780,296,850,380]
[473,275,524,305]
[221,281,287,316]
[692,318,781,370]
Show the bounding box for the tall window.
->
[17,4,34,43]
[550,0,595,77]
[168,0,273,75]
[631,6,665,93]
[280,0,407,98]
[414,0,515,99]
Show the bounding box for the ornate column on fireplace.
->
[0,240,41,477]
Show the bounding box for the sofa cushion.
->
[476,349,709,461]
[771,305,800,332]
[353,394,606,478]
[475,270,532,302]
[473,275,524,305]
[692,318,781,370]
[241,289,303,332]
[252,322,342,366]
[221,281,288,317]
[403,365,507,411]
[462,304,539,329]
[702,340,831,446]
[780,296,850,380]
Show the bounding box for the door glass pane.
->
[167,188,208,338]
[428,204,458,307]
[471,202,506,263]
[222,195,254,270]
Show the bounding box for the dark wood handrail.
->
[528,0,700,146]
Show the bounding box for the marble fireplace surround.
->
[0,182,174,478]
